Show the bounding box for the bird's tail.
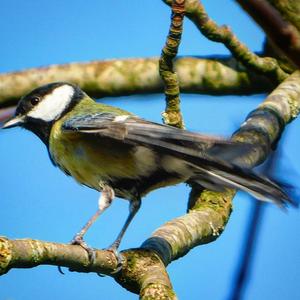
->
[188,157,295,208]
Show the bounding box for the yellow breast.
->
[49,120,138,190]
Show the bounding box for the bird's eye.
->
[30,97,40,106]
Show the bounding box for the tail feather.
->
[189,162,295,208]
[116,123,295,207]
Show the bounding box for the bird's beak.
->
[2,115,25,129]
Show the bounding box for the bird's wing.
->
[62,112,251,160]
[62,112,293,207]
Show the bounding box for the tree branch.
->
[162,0,289,83]
[0,237,118,275]
[0,237,174,298]
[0,56,275,109]
[159,0,185,128]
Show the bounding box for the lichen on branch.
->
[159,0,185,129]
[163,0,289,83]
[0,56,275,111]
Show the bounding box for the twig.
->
[162,0,289,83]
[159,0,185,128]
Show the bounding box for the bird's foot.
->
[71,235,97,264]
[57,235,96,274]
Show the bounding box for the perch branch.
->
[0,237,174,298]
[0,237,118,275]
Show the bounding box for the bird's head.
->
[2,82,85,143]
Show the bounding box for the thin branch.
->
[0,237,119,275]
[162,0,289,83]
[159,0,185,128]
[236,0,300,68]
[0,57,275,110]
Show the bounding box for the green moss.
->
[115,249,167,294]
[191,189,234,212]
[0,237,11,275]
[288,96,300,119]
[140,283,177,300]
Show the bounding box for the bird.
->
[2,82,293,260]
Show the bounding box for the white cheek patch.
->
[27,85,75,121]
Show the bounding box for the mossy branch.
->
[159,0,185,128]
[0,56,275,117]
[0,237,174,299]
[162,0,289,83]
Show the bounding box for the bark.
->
[163,0,288,83]
[236,0,300,68]
[159,0,185,128]
[0,57,274,109]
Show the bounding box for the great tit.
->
[2,82,292,254]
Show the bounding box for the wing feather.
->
[62,112,251,158]
[62,112,294,207]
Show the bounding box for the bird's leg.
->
[107,197,141,253]
[104,197,141,273]
[71,185,115,262]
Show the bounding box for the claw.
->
[71,235,97,266]
[57,265,65,275]
[56,236,97,274]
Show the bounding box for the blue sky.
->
[0,1,299,299]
